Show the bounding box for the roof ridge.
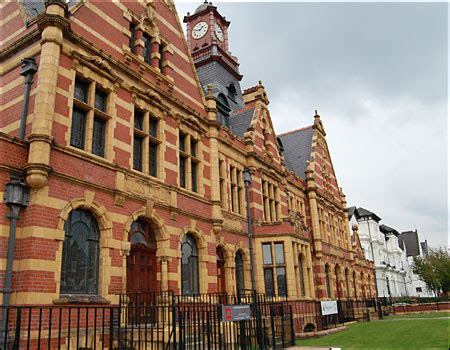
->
[278,125,313,137]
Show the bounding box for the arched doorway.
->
[235,251,245,295]
[217,247,226,294]
[127,219,157,294]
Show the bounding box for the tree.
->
[412,246,450,295]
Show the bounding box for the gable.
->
[67,0,207,116]
[310,120,341,203]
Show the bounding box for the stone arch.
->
[217,237,233,260]
[57,197,113,236]
[177,225,207,255]
[123,206,169,256]
[56,196,113,299]
[233,241,251,291]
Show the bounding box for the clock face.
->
[214,24,224,42]
[192,21,208,39]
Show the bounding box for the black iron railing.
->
[1,294,386,350]
[1,305,120,350]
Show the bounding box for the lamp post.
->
[1,176,30,348]
[243,168,264,349]
[243,168,256,292]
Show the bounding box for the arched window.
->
[298,254,306,297]
[325,264,331,299]
[235,251,245,294]
[181,234,199,295]
[353,271,358,298]
[130,219,156,248]
[61,209,99,295]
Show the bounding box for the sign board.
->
[221,304,251,322]
[320,300,338,315]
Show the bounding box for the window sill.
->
[54,295,111,305]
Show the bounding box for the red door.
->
[217,248,226,295]
[127,245,157,294]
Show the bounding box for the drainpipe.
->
[243,169,256,292]
[1,176,30,348]
[18,58,38,140]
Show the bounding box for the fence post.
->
[289,305,295,346]
[270,306,276,350]
[253,290,264,350]
[172,299,177,350]
[13,308,21,350]
[109,308,114,350]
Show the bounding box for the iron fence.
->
[1,305,120,350]
[1,293,384,350]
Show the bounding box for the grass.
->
[295,312,449,349]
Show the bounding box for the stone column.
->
[159,256,170,292]
[206,85,223,234]
[26,1,69,190]
[305,162,322,258]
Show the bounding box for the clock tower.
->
[184,2,244,126]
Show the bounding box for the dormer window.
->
[227,83,237,100]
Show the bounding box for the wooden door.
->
[217,248,226,294]
[127,245,157,294]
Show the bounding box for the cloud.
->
[176,2,448,247]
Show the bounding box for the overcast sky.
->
[175,1,448,249]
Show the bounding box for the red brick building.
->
[0,0,375,318]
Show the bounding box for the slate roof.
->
[20,1,80,20]
[347,206,356,219]
[277,127,313,180]
[349,207,382,222]
[196,61,244,114]
[229,108,254,138]
[380,224,400,236]
[399,231,420,257]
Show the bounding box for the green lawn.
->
[295,312,449,349]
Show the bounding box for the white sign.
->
[321,300,338,315]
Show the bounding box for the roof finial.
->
[315,110,319,117]
[207,83,213,97]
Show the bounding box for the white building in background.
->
[348,207,433,298]
[399,231,434,297]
